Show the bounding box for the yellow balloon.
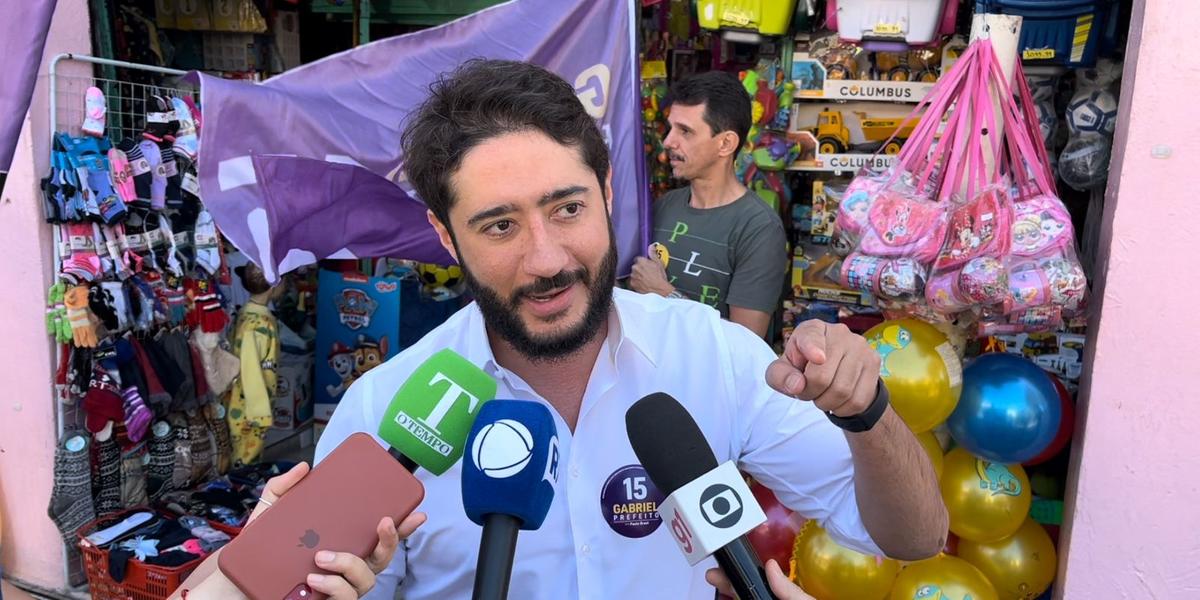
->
[917,431,944,480]
[889,554,999,600]
[792,522,900,600]
[958,518,1057,600]
[941,448,1031,543]
[865,319,962,433]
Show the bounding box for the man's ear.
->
[604,168,614,216]
[717,131,742,158]
[427,209,459,263]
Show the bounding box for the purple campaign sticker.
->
[600,464,665,538]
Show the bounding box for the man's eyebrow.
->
[466,203,517,227]
[538,185,589,207]
[466,186,589,227]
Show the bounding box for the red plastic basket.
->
[75,508,221,600]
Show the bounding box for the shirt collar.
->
[456,288,660,378]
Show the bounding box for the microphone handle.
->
[472,514,521,600]
[388,447,420,473]
[714,537,777,600]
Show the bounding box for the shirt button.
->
[571,465,580,478]
[580,544,591,556]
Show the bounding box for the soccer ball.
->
[1075,58,1123,90]
[1025,74,1058,103]
[1066,90,1118,137]
[1034,100,1058,147]
[471,419,534,479]
[417,263,463,288]
[1059,136,1112,191]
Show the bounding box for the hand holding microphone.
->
[706,559,815,600]
[461,400,560,600]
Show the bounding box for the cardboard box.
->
[791,244,874,307]
[313,270,401,421]
[992,331,1086,383]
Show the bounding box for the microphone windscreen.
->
[625,392,719,496]
[462,399,561,530]
[378,349,497,475]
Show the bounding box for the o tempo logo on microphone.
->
[471,419,534,478]
[698,484,744,529]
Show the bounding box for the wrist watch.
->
[825,380,890,432]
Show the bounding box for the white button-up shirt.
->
[315,288,882,599]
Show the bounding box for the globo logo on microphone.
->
[655,461,767,566]
[699,484,744,529]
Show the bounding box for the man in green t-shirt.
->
[629,71,788,339]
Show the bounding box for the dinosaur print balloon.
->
[865,319,963,433]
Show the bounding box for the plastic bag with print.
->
[833,165,934,253]
[988,193,1088,333]
[922,185,1015,314]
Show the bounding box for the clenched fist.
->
[766,320,882,418]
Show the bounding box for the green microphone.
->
[377,349,498,475]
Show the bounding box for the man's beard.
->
[460,227,617,362]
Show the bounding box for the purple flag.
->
[196,0,648,283]
[1,0,58,186]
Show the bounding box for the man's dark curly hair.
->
[401,59,611,232]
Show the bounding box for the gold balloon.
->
[941,448,1031,543]
[791,522,900,600]
[917,431,944,480]
[958,518,1057,600]
[865,319,962,433]
[889,554,999,600]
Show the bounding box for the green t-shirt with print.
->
[651,188,788,318]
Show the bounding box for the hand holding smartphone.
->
[218,433,426,600]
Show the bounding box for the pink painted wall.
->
[1058,0,1200,597]
[0,0,92,591]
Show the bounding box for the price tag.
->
[1023,48,1056,60]
[126,233,148,251]
[194,232,217,247]
[721,7,751,26]
[69,235,95,252]
[182,172,200,196]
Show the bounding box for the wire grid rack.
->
[51,60,198,145]
[47,53,198,592]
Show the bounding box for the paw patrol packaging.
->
[836,40,1087,332]
[314,269,401,420]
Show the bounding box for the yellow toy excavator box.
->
[697,0,797,36]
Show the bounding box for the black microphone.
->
[626,392,777,600]
[461,400,560,600]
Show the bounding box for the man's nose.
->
[522,217,570,279]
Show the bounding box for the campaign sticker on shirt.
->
[600,464,665,538]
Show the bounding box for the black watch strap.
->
[825,380,889,432]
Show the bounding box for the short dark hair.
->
[235,263,272,295]
[668,71,752,151]
[401,59,611,231]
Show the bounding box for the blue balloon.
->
[947,353,1062,464]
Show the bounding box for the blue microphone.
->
[462,400,560,600]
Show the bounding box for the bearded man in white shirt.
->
[315,59,947,600]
